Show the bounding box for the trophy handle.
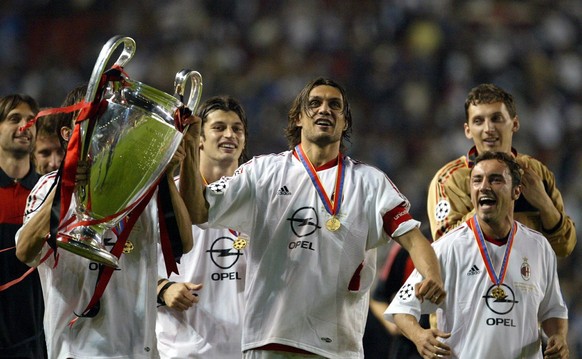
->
[174,69,203,114]
[85,36,136,103]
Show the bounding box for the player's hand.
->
[516,157,549,210]
[162,282,202,311]
[415,278,446,305]
[411,328,451,358]
[182,114,202,144]
[544,334,569,359]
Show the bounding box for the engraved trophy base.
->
[57,226,119,268]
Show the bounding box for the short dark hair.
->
[285,77,352,151]
[35,114,61,139]
[473,151,522,188]
[0,94,39,123]
[53,84,87,149]
[196,95,249,164]
[464,83,517,122]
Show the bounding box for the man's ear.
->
[464,123,473,140]
[512,116,520,133]
[295,114,303,128]
[512,185,521,200]
[60,126,72,141]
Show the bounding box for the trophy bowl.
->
[57,36,202,268]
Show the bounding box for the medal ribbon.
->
[295,144,345,218]
[468,215,516,287]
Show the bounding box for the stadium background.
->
[1,0,580,356]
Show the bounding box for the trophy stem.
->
[57,226,120,268]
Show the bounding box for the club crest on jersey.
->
[520,257,531,281]
[208,178,229,194]
[434,200,450,222]
[397,283,415,302]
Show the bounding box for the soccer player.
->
[427,83,576,257]
[156,96,248,358]
[14,85,194,358]
[180,77,445,358]
[386,151,569,359]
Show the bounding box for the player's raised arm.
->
[179,114,209,224]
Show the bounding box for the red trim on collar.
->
[292,148,339,171]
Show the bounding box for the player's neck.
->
[477,217,513,241]
[299,142,340,168]
[0,151,31,179]
[199,159,238,183]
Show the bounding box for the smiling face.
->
[200,109,246,165]
[470,158,521,231]
[34,134,65,174]
[464,101,519,155]
[0,102,37,159]
[296,85,347,148]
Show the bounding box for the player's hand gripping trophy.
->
[56,35,202,268]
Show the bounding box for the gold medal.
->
[491,286,506,300]
[123,240,134,254]
[232,234,249,250]
[326,217,341,231]
[233,238,247,250]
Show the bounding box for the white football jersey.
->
[156,224,246,358]
[205,150,420,359]
[385,221,568,359]
[15,171,160,359]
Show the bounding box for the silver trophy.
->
[57,36,202,268]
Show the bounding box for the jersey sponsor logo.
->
[485,318,517,327]
[211,271,243,281]
[206,236,244,270]
[467,264,481,276]
[277,186,292,195]
[483,283,519,315]
[207,178,229,194]
[288,240,315,251]
[434,200,450,222]
[520,257,531,281]
[88,237,121,271]
[396,283,415,302]
[286,206,321,237]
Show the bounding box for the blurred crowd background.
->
[1,0,581,356]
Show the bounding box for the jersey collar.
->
[0,164,40,189]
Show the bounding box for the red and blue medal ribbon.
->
[468,215,516,287]
[295,144,345,219]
